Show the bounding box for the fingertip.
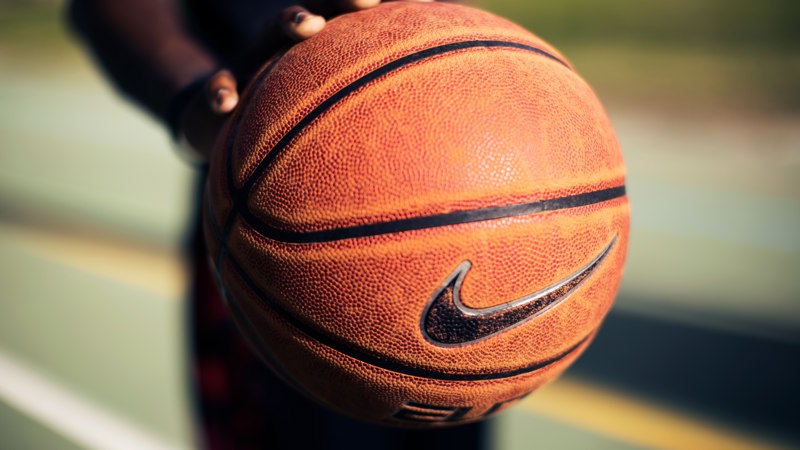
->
[283,8,326,41]
[206,69,238,114]
[296,14,326,39]
[213,88,239,114]
[341,0,381,10]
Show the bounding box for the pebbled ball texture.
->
[204,2,629,427]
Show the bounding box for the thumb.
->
[205,69,239,114]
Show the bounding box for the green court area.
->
[1,1,798,449]
[480,0,800,114]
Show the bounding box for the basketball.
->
[204,1,628,426]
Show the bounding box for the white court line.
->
[0,348,186,450]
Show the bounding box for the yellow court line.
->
[0,221,188,300]
[522,377,789,450]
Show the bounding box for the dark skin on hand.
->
[69,0,436,161]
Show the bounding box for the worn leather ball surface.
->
[204,2,629,426]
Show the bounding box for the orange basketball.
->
[204,2,628,426]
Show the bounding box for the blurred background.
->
[0,0,798,449]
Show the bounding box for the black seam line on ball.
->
[204,189,231,272]
[230,39,570,209]
[205,203,324,401]
[220,51,287,253]
[242,185,626,244]
[219,229,590,381]
[222,272,322,399]
[209,189,590,381]
[205,191,230,274]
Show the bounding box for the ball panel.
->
[221,198,628,375]
[248,46,623,233]
[221,254,590,425]
[229,2,568,189]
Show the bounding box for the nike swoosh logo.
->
[421,235,617,346]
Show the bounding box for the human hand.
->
[178,0,435,161]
